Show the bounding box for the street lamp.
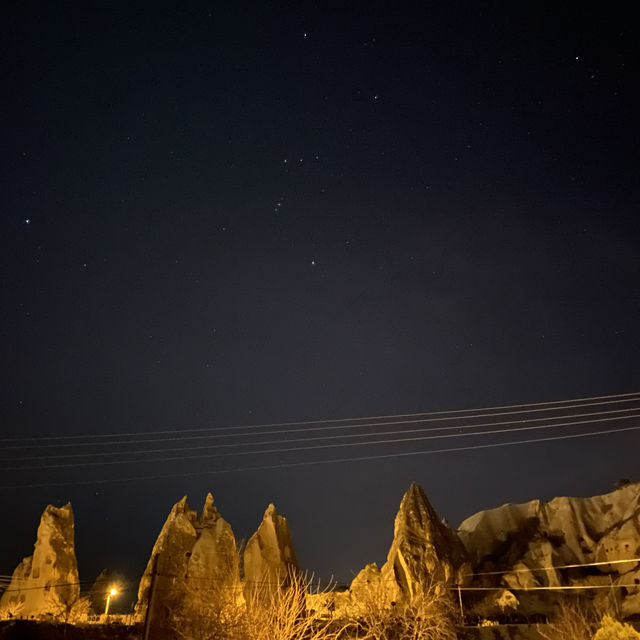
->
[104,587,118,617]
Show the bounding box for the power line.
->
[4,405,639,460]
[3,561,639,594]
[469,557,640,577]
[0,579,99,593]
[4,411,639,471]
[456,584,638,591]
[2,390,638,445]
[2,423,639,489]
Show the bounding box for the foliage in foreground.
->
[349,576,459,640]
[593,615,640,640]
[168,570,460,640]
[537,599,598,640]
[168,569,349,640]
[536,597,640,640]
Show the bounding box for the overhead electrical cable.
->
[8,399,640,452]
[469,557,640,576]
[3,408,638,464]
[3,412,639,471]
[1,423,639,489]
[1,390,638,445]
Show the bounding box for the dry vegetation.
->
[593,616,640,640]
[536,596,640,640]
[347,577,459,640]
[537,599,598,640]
[167,571,460,640]
[168,570,350,640]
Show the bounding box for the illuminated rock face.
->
[188,493,240,591]
[380,483,471,601]
[458,482,640,616]
[348,483,471,606]
[243,503,299,597]
[0,503,79,619]
[135,493,241,630]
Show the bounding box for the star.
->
[24,218,31,224]
[311,260,316,266]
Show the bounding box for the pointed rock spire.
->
[379,482,470,600]
[199,492,219,526]
[349,482,470,605]
[189,494,241,592]
[135,493,241,634]
[0,503,80,619]
[243,503,299,597]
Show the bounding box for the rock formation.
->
[0,503,80,620]
[243,503,300,598]
[348,482,471,607]
[458,481,640,616]
[135,493,241,632]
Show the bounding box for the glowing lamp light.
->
[104,585,119,616]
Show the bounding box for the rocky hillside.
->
[3,479,639,625]
[458,481,640,617]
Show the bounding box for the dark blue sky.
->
[1,1,639,596]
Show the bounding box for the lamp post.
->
[105,587,118,617]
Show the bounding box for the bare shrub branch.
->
[350,576,459,640]
[537,597,598,640]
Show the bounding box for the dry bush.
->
[168,570,348,640]
[348,577,393,640]
[67,596,91,624]
[396,583,459,640]
[593,615,640,640]
[352,577,459,640]
[42,592,90,624]
[537,597,597,640]
[0,600,24,620]
[243,569,350,640]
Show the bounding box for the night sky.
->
[2,1,639,601]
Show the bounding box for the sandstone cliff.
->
[458,481,640,616]
[0,503,80,620]
[243,503,300,599]
[135,493,241,631]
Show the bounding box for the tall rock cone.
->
[349,483,470,606]
[243,503,299,599]
[135,493,241,635]
[188,493,241,591]
[0,503,80,620]
[380,483,470,600]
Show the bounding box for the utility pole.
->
[143,554,160,640]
